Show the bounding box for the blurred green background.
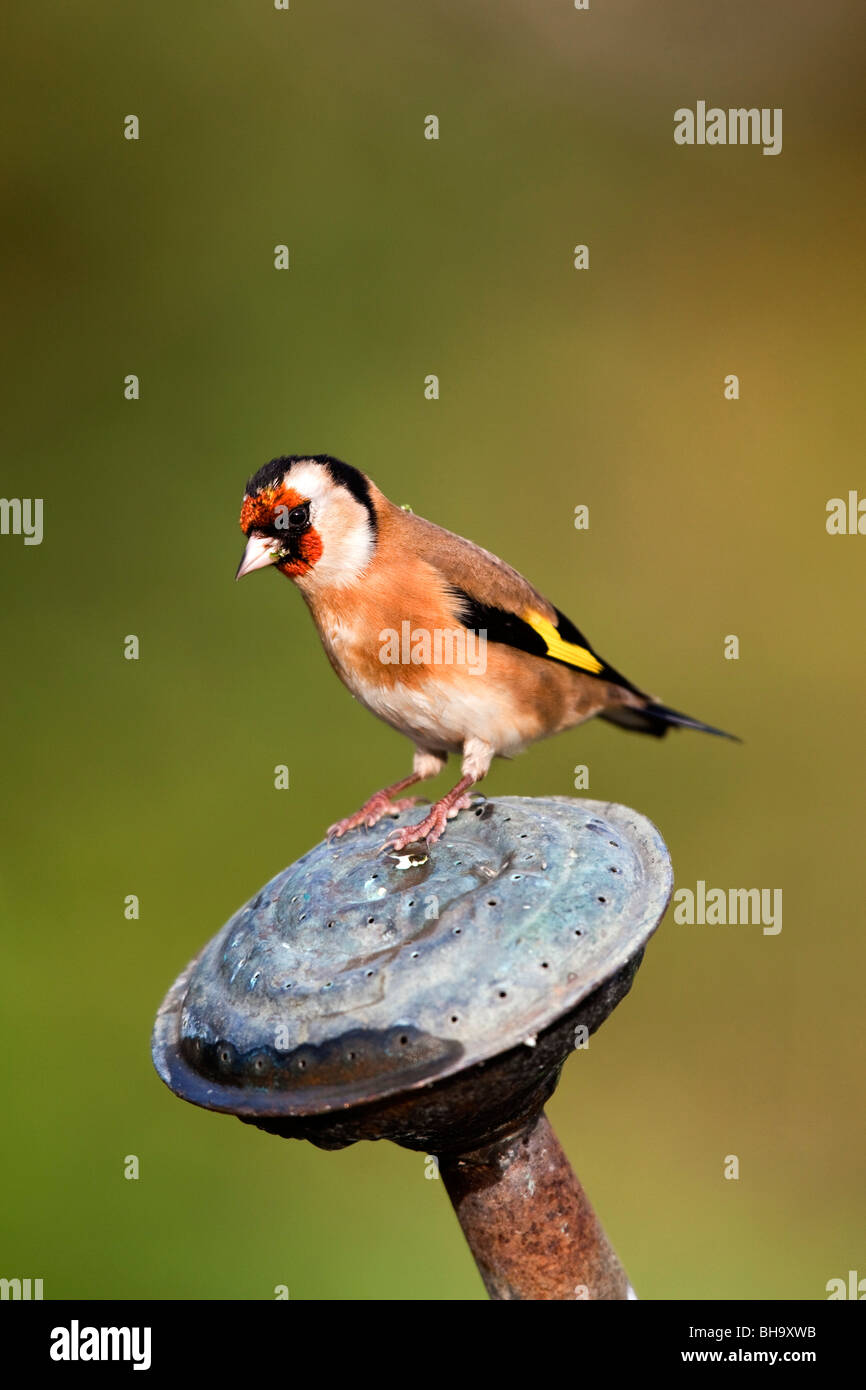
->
[2,0,864,1300]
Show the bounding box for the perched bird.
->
[236,454,736,853]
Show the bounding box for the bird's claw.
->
[378,794,474,855]
[327,794,425,840]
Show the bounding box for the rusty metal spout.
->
[441,1111,633,1300]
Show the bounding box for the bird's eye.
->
[273,501,311,532]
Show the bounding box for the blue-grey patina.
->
[153,797,673,1130]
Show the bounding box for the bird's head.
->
[236,455,377,588]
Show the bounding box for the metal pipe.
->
[440,1111,634,1300]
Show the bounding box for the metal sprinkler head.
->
[152,796,672,1299]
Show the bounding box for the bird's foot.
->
[328,793,424,839]
[379,794,474,854]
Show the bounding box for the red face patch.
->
[239,485,323,577]
[280,528,324,577]
[239,484,304,535]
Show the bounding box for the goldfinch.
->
[236,455,736,853]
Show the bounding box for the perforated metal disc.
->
[152,796,672,1120]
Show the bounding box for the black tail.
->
[601,700,740,742]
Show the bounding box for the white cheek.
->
[309,523,374,587]
[290,487,373,590]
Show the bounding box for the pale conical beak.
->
[235,534,280,580]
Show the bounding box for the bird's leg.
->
[379,738,494,854]
[327,774,422,838]
[327,750,446,838]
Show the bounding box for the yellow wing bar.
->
[523,610,604,675]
